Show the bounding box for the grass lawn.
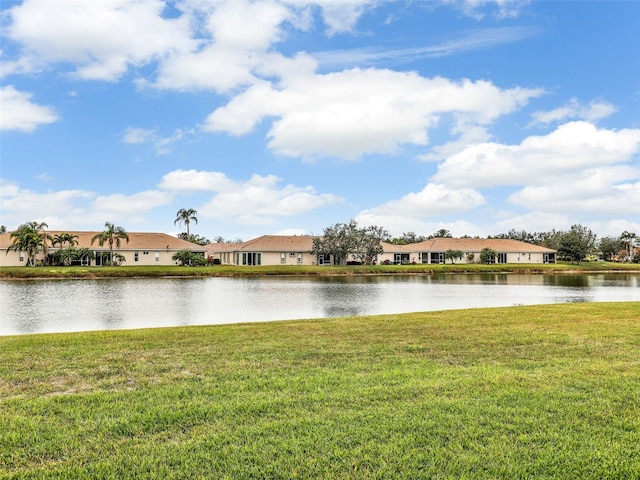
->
[1,302,639,479]
[1,261,639,278]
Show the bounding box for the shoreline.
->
[2,264,640,280]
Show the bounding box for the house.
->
[407,238,557,264]
[207,235,557,266]
[207,235,317,266]
[0,231,207,267]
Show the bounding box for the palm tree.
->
[6,222,48,266]
[53,232,79,248]
[174,208,198,237]
[433,228,452,238]
[91,222,129,266]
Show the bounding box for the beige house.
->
[207,235,557,266]
[379,238,557,265]
[0,231,206,267]
[207,235,317,266]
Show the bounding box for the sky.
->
[1,0,639,242]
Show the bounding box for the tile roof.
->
[216,235,316,252]
[0,231,206,251]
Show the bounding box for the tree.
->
[53,246,95,266]
[212,236,243,244]
[431,229,452,238]
[480,247,497,264]
[172,249,206,266]
[444,249,465,264]
[177,233,211,246]
[6,222,48,266]
[558,224,596,264]
[599,236,623,261]
[91,222,129,266]
[0,225,6,234]
[174,208,198,237]
[390,232,426,245]
[312,220,388,265]
[52,232,79,248]
[620,231,637,261]
[351,225,390,264]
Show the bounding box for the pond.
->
[1,274,638,335]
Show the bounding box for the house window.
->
[281,252,286,263]
[297,253,303,264]
[155,252,160,262]
[430,252,445,264]
[241,252,261,265]
[497,253,507,264]
[19,251,24,262]
[134,252,139,262]
[143,251,149,255]
[544,253,555,264]
[394,253,410,264]
[290,252,296,257]
[318,253,331,265]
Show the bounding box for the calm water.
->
[1,274,638,335]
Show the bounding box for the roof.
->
[217,235,316,253]
[0,231,206,252]
[380,242,416,253]
[411,237,557,253]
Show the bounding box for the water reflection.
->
[1,274,638,335]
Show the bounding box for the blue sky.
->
[1,0,639,241]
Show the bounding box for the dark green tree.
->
[6,222,48,266]
[599,236,623,262]
[480,247,497,264]
[558,224,596,264]
[444,249,465,264]
[91,222,129,266]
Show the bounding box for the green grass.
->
[1,302,639,479]
[1,261,639,278]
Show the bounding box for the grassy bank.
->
[1,302,639,479]
[1,261,639,278]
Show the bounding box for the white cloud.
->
[159,169,235,192]
[123,127,157,144]
[158,169,341,224]
[91,190,174,224]
[0,179,94,229]
[492,211,572,235]
[313,26,540,68]
[5,0,194,81]
[204,69,542,160]
[313,0,374,35]
[433,122,640,188]
[122,126,196,155]
[0,85,58,132]
[445,0,529,20]
[509,175,640,216]
[529,98,617,126]
[0,178,175,230]
[355,183,485,235]
[198,173,342,224]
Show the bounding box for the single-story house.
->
[405,238,556,264]
[207,235,317,266]
[207,235,557,266]
[0,231,207,267]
